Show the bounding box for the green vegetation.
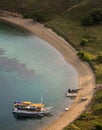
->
[64,89,102,130]
[77,50,95,61]
[80,38,89,46]
[46,0,102,83]
[24,10,49,22]
[82,8,102,26]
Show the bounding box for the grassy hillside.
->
[0,0,84,16]
[46,0,102,83]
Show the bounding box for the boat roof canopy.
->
[31,103,44,107]
[14,101,44,107]
[22,101,31,105]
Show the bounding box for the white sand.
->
[0,14,95,130]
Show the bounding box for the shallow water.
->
[0,21,78,130]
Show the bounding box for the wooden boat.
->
[12,101,52,117]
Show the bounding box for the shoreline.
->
[0,14,95,130]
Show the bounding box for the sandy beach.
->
[0,14,95,130]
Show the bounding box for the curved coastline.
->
[0,14,95,130]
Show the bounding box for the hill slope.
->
[46,0,102,83]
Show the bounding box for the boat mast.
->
[41,93,43,104]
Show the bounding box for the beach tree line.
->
[23,10,50,22]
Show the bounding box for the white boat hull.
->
[12,107,52,117]
[65,93,77,97]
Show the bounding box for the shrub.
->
[30,10,48,22]
[82,8,102,26]
[97,51,102,63]
[91,8,102,23]
[64,123,80,130]
[23,14,31,18]
[77,51,95,61]
[80,39,88,46]
[94,123,102,130]
[97,55,102,63]
[78,113,88,120]
[82,15,94,26]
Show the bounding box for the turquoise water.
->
[0,22,78,130]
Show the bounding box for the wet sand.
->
[0,14,95,130]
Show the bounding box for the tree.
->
[82,8,102,26]
[80,39,88,46]
[91,8,102,23]
[94,123,102,130]
[30,10,48,22]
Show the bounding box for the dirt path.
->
[62,0,89,14]
[0,15,95,130]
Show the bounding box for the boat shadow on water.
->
[13,113,53,121]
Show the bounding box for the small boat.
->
[81,97,88,101]
[12,101,52,117]
[65,107,69,111]
[68,89,78,93]
[65,93,77,97]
